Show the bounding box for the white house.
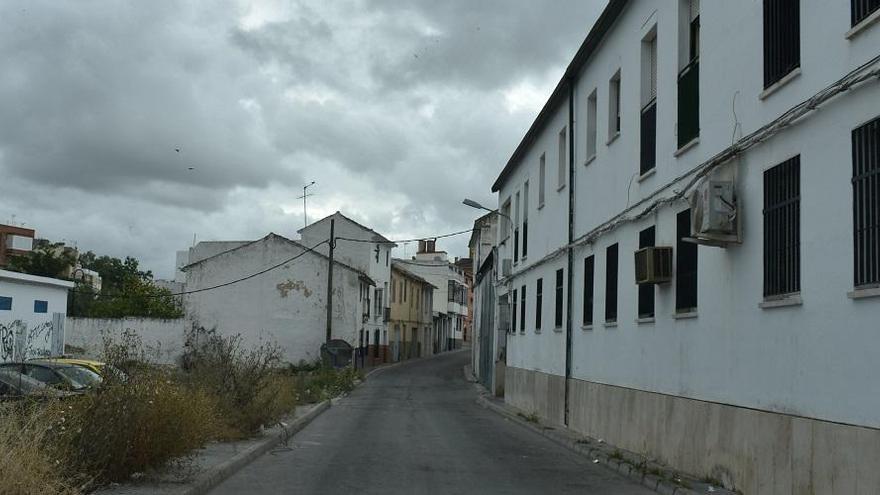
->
[183,233,374,364]
[299,212,396,359]
[0,269,72,362]
[490,1,880,493]
[469,212,503,395]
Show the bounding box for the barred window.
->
[583,256,594,326]
[555,269,564,328]
[520,286,526,332]
[605,244,619,322]
[763,156,801,297]
[676,209,698,312]
[852,0,880,26]
[853,116,880,288]
[763,0,800,88]
[638,227,655,318]
[536,278,543,330]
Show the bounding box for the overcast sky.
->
[0,0,603,279]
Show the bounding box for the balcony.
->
[677,59,699,149]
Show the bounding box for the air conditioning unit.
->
[634,246,673,284]
[691,180,737,237]
[501,259,512,277]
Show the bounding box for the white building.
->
[299,212,395,359]
[183,233,374,364]
[468,212,504,395]
[0,269,72,362]
[490,1,880,493]
[400,240,468,352]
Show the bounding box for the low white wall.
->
[65,317,186,364]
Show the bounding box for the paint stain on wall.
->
[277,280,312,298]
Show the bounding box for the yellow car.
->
[40,357,107,375]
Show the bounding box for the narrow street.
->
[210,351,652,494]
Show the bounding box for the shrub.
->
[0,403,80,495]
[47,368,219,484]
[294,366,361,403]
[179,326,290,437]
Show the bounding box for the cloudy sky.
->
[0,0,603,279]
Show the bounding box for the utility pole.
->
[298,181,316,228]
[325,218,335,343]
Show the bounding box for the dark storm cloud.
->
[0,0,604,277]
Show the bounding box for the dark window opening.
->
[554,269,564,328]
[853,116,880,288]
[852,0,880,26]
[511,289,517,334]
[520,286,526,332]
[763,0,800,88]
[514,228,519,263]
[34,300,48,314]
[763,156,801,297]
[641,100,657,174]
[583,256,594,326]
[522,220,528,259]
[605,244,619,322]
[0,296,11,311]
[676,209,699,312]
[638,227,656,318]
[536,278,543,330]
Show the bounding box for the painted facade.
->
[489,1,880,493]
[0,269,71,362]
[389,261,435,361]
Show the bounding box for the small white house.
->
[0,269,73,362]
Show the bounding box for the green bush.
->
[294,366,361,403]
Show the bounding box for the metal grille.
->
[676,209,698,312]
[852,0,880,26]
[677,60,699,148]
[638,227,655,318]
[583,256,594,326]
[555,268,564,328]
[536,278,543,329]
[763,0,800,88]
[605,244,618,322]
[763,156,801,297]
[520,286,526,332]
[640,100,657,175]
[853,116,880,287]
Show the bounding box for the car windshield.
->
[55,366,103,390]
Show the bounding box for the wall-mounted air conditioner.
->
[634,246,673,284]
[688,179,741,246]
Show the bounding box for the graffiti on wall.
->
[0,319,59,362]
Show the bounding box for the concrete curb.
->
[476,396,734,495]
[181,400,331,495]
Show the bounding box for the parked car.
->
[0,369,74,400]
[0,361,103,392]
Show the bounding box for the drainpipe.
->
[564,77,576,427]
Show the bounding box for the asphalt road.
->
[210,350,653,495]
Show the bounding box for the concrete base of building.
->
[507,366,880,494]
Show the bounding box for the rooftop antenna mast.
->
[297,181,317,228]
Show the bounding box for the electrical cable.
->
[72,239,330,300]
[335,227,474,245]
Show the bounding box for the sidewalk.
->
[469,370,734,495]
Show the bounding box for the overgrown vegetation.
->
[0,327,360,493]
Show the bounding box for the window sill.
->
[584,154,597,167]
[581,324,594,331]
[848,287,880,299]
[673,311,698,320]
[637,168,656,183]
[537,202,545,210]
[758,294,803,309]
[606,131,621,146]
[636,317,655,325]
[759,68,801,100]
[557,184,566,192]
[846,9,880,39]
[553,327,564,333]
[674,137,700,157]
[535,329,542,334]
[603,321,618,328]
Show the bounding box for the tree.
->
[5,240,76,279]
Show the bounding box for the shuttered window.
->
[555,269,564,328]
[763,0,800,88]
[676,209,698,312]
[638,227,655,318]
[763,156,801,297]
[605,244,619,322]
[583,256,594,326]
[853,116,880,288]
[852,0,880,26]
[536,278,543,330]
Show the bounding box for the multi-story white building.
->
[399,240,468,352]
[490,1,880,493]
[300,212,396,362]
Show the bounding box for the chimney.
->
[418,239,437,254]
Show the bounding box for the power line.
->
[72,239,330,300]
[335,227,474,245]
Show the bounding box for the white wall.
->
[497,0,880,428]
[0,271,71,362]
[184,235,364,364]
[65,317,186,365]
